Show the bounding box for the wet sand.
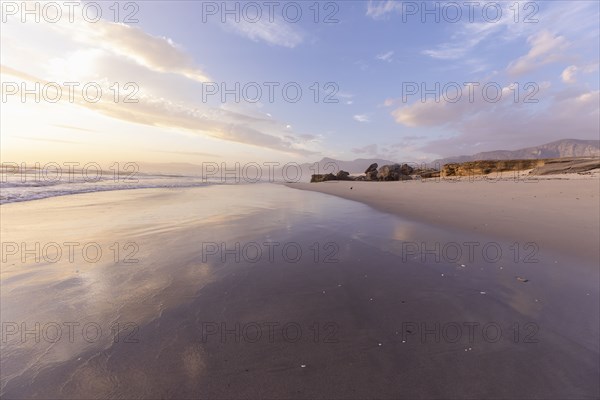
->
[1,184,599,399]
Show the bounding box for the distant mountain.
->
[432,139,600,166]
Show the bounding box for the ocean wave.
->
[0,176,215,204]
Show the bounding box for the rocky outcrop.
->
[310,170,354,182]
[310,162,441,183]
[376,164,399,181]
[441,159,544,177]
[365,163,378,174]
[412,168,441,179]
[310,173,336,183]
[440,157,600,177]
[310,157,598,183]
[346,163,416,182]
[336,170,353,180]
[376,164,413,181]
[365,170,378,181]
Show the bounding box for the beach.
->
[1,181,598,399]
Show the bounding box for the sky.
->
[1,0,599,167]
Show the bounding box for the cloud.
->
[366,0,400,19]
[506,30,570,76]
[561,65,578,83]
[420,3,519,61]
[376,51,394,62]
[392,83,599,156]
[224,18,304,48]
[391,81,554,127]
[422,39,481,60]
[353,114,370,123]
[53,124,96,133]
[382,98,396,107]
[1,65,318,157]
[562,63,599,83]
[151,150,219,158]
[337,92,354,105]
[0,5,322,158]
[50,13,211,82]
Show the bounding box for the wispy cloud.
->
[376,50,394,62]
[365,0,400,19]
[151,150,220,158]
[338,91,355,105]
[506,30,570,76]
[224,19,304,48]
[53,124,96,133]
[561,65,578,84]
[353,114,370,123]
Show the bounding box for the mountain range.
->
[431,139,600,165]
[299,139,599,177]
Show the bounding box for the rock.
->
[336,170,354,181]
[441,159,544,177]
[364,163,378,174]
[355,175,366,181]
[376,164,413,181]
[365,170,378,181]
[412,168,440,179]
[310,173,336,183]
[440,157,600,177]
[377,164,397,181]
[310,171,354,183]
[399,163,414,175]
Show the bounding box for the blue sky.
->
[1,1,599,165]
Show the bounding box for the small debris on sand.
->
[516,276,529,283]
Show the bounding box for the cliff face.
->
[441,160,545,177]
[441,157,599,177]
